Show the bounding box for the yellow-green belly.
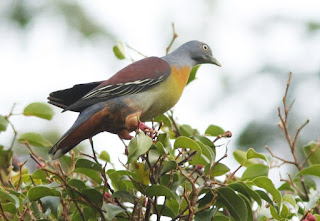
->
[135,66,191,121]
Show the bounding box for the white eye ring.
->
[202,44,209,51]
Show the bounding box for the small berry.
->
[104,193,111,199]
[195,165,204,170]
[37,163,45,169]
[308,214,316,221]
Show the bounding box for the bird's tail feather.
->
[48,103,105,160]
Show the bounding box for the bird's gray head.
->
[166,40,221,67]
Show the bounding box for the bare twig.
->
[178,167,199,221]
[272,73,310,200]
[225,164,242,183]
[89,137,98,163]
[213,131,232,143]
[265,146,296,165]
[0,202,9,221]
[15,160,27,191]
[178,151,197,166]
[167,110,181,137]
[166,23,178,55]
[291,119,310,160]
[207,145,228,177]
[73,200,85,221]
[126,44,148,58]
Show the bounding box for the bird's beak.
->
[208,55,222,67]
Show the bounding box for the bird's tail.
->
[49,103,105,160]
[48,133,78,160]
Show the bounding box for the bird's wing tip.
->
[48,146,63,161]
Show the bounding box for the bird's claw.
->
[139,122,158,138]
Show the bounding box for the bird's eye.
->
[202,44,209,51]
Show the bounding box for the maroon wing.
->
[63,57,171,112]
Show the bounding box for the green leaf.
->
[23,102,54,120]
[212,215,231,221]
[174,136,201,153]
[255,190,274,206]
[99,150,110,162]
[156,141,167,154]
[298,165,320,177]
[194,207,216,221]
[112,41,126,60]
[187,64,200,85]
[0,190,19,208]
[0,115,8,132]
[112,190,136,204]
[160,161,177,175]
[282,194,296,208]
[102,203,125,220]
[196,141,215,166]
[131,162,149,185]
[1,202,16,214]
[157,133,172,151]
[18,132,51,147]
[233,149,258,167]
[81,188,102,206]
[146,184,176,199]
[195,135,215,148]
[128,132,153,163]
[73,168,102,184]
[179,124,199,137]
[75,158,102,172]
[41,196,60,217]
[278,182,294,192]
[205,125,225,136]
[280,203,289,219]
[210,163,230,177]
[74,159,102,183]
[239,194,253,221]
[148,149,161,165]
[68,179,87,191]
[246,148,267,162]
[304,142,320,165]
[241,164,269,181]
[166,197,179,215]
[270,205,281,220]
[174,136,211,165]
[107,169,137,191]
[253,177,281,205]
[228,182,262,206]
[313,214,320,220]
[32,169,47,182]
[156,205,176,218]
[28,186,61,201]
[153,114,172,129]
[216,187,248,221]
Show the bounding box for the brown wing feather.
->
[101,57,170,85]
[63,57,171,112]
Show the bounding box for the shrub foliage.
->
[0,51,319,221]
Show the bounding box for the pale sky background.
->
[1,0,320,199]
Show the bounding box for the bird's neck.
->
[162,52,197,68]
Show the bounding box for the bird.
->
[48,40,221,159]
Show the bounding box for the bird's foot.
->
[118,129,133,140]
[139,122,157,138]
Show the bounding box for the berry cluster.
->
[303,214,316,221]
